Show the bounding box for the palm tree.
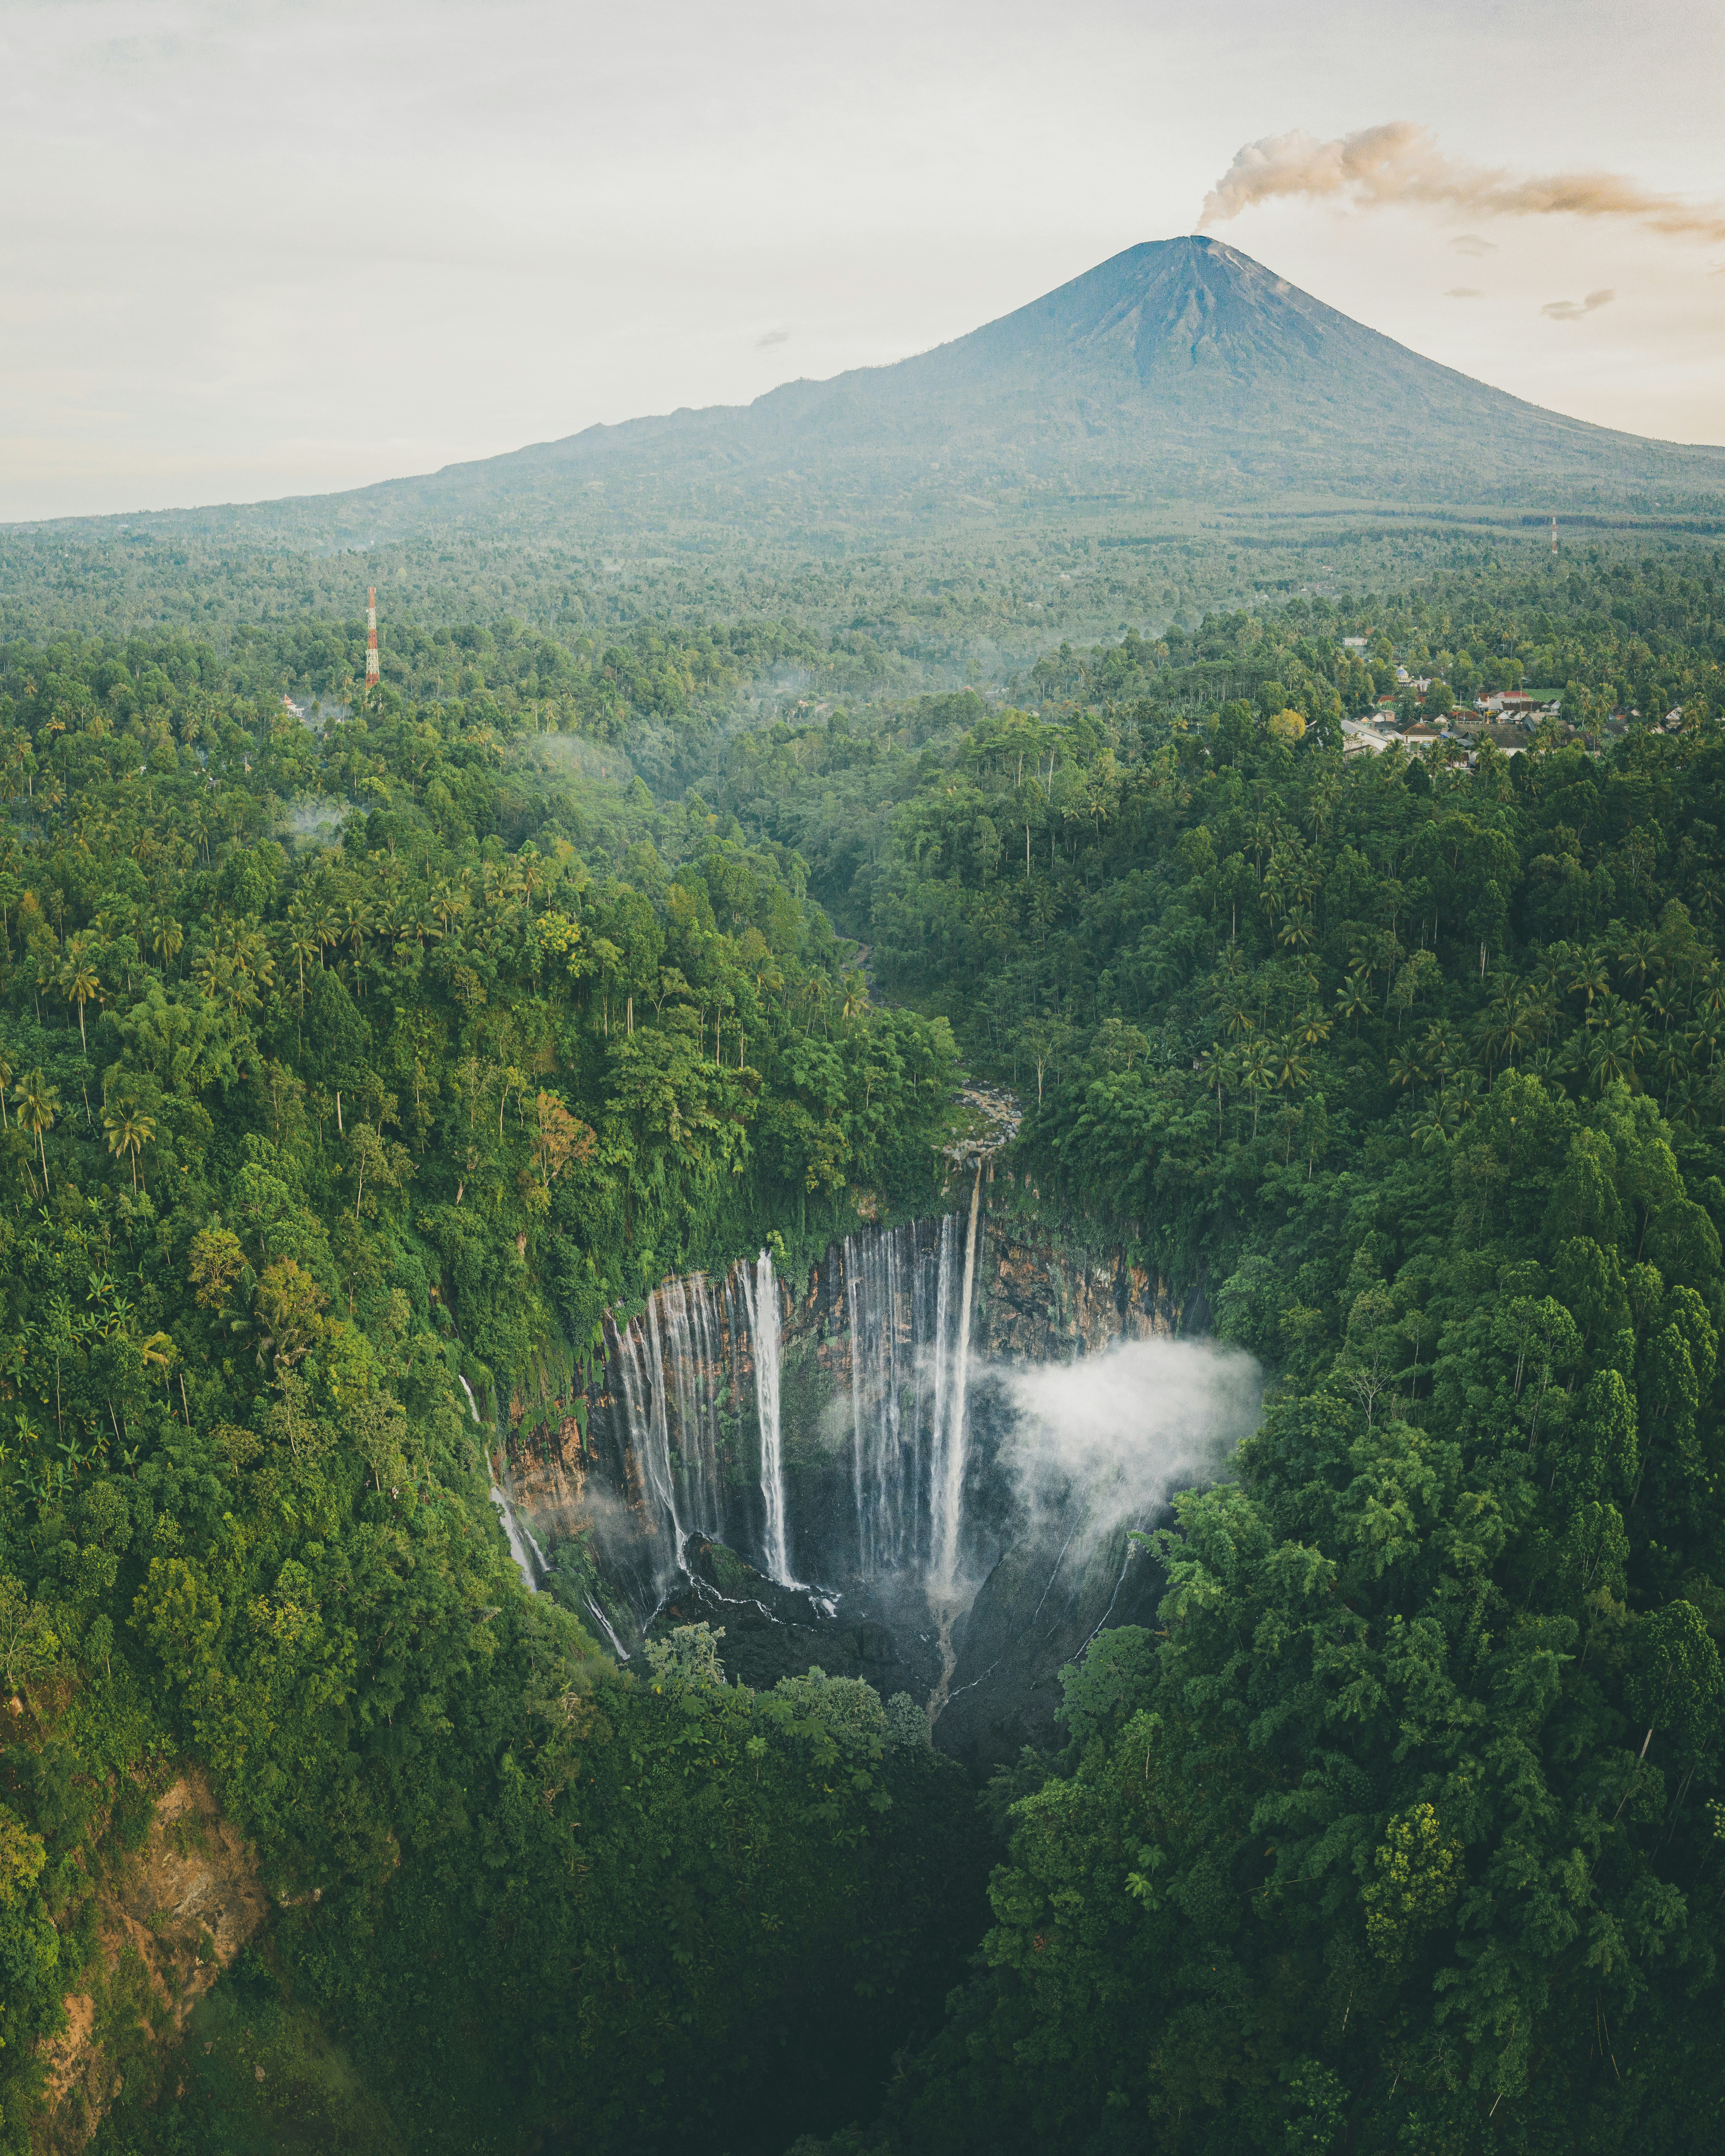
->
[1273,1037,1310,1096]
[1588,1026,1632,1094]
[1569,946,1610,1008]
[340,896,372,976]
[429,878,466,937]
[1616,926,1661,994]
[285,910,321,1011]
[1501,994,1540,1069]
[14,1070,59,1191]
[103,1105,156,1193]
[147,913,185,971]
[1238,1039,1274,1137]
[0,1051,10,1127]
[59,936,100,1051]
[1620,1010,1654,1074]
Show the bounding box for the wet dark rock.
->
[651,1538,941,1701]
[934,1519,1170,1776]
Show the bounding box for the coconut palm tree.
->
[1616,926,1661,995]
[13,1070,59,1192]
[147,913,185,971]
[1568,945,1610,1009]
[1334,976,1372,1033]
[340,895,372,976]
[103,1105,156,1193]
[284,908,321,1011]
[59,936,100,1051]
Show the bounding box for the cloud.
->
[1447,286,1483,299]
[755,326,791,348]
[1541,288,1615,321]
[1202,121,1725,245]
[1451,234,1497,257]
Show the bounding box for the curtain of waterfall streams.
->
[603,1206,983,1604]
[840,1186,981,1591]
[498,1159,1254,1750]
[612,1260,795,1591]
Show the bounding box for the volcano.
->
[296,236,1725,530]
[29,237,1725,540]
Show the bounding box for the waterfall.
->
[592,1190,987,1603]
[838,1196,981,1588]
[611,1299,689,1584]
[491,1486,543,1593]
[462,1374,542,1595]
[612,1264,795,1588]
[741,1251,796,1584]
[584,1596,632,1662]
[932,1164,983,1595]
[606,1259,803,1589]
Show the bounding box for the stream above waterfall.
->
[494,1187,1261,1767]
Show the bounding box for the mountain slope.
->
[21,238,1725,542]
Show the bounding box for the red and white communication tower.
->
[366,587,381,690]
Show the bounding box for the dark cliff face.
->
[974,1203,1205,1363]
[499,1186,1204,1763]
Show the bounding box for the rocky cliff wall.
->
[35,1769,269,2155]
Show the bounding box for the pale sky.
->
[3,0,1723,522]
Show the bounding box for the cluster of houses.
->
[1332,642,1690,764]
[1340,685,1568,762]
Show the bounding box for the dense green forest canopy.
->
[10,508,1705,698]
[0,626,972,2153]
[774,548,1725,2154]
[1,540,1724,2155]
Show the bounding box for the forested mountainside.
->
[756,550,1725,2152]
[0,631,975,2153]
[1,543,1724,2155]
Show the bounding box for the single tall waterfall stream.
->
[740,1252,796,1584]
[464,1373,542,1596]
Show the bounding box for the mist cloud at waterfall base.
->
[929,1338,1263,1764]
[989,1338,1264,1578]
